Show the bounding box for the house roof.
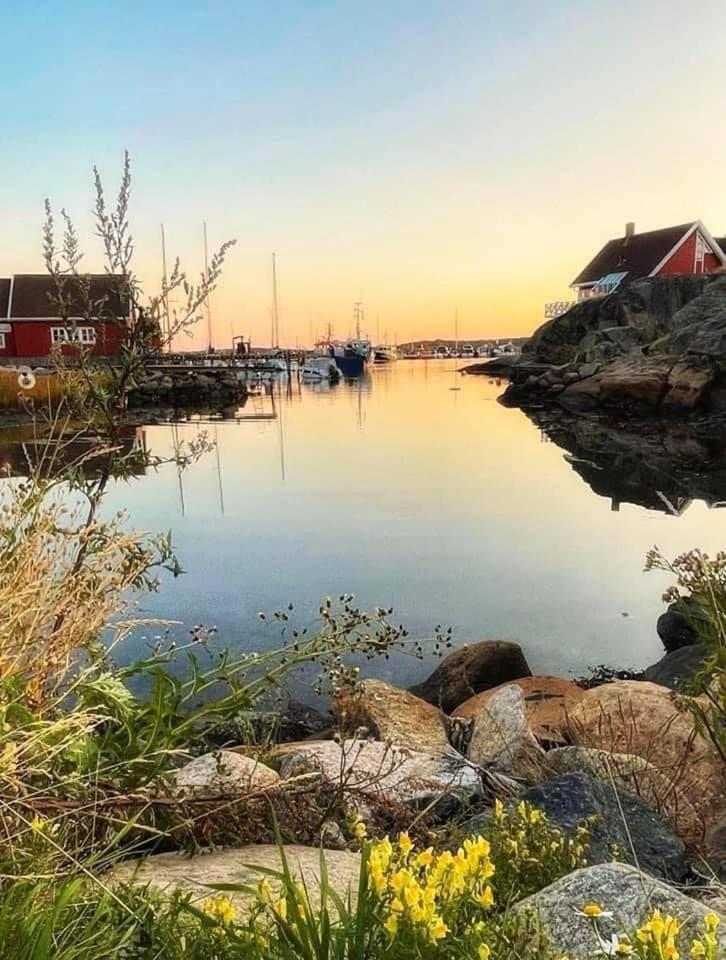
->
[0,279,10,318]
[715,237,726,257]
[572,223,698,287]
[7,274,128,319]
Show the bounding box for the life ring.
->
[17,366,36,390]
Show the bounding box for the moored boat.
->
[373,344,397,363]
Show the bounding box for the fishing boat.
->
[373,344,397,363]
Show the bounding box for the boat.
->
[461,343,476,359]
[373,344,397,363]
[320,303,372,377]
[302,356,340,382]
[492,341,518,358]
[433,346,449,359]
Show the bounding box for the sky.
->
[2,0,726,349]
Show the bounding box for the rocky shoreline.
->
[467,274,726,419]
[109,620,725,957]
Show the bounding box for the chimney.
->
[625,222,636,239]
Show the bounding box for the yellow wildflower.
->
[428,916,448,942]
[477,885,495,909]
[478,946,491,960]
[398,831,413,857]
[202,895,237,925]
[416,847,434,868]
[384,914,398,936]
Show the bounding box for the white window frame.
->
[50,326,97,345]
[0,333,5,349]
[695,233,707,273]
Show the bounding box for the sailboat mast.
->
[203,221,212,350]
[160,223,170,350]
[272,252,280,348]
[454,306,459,355]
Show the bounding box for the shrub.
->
[646,547,726,763]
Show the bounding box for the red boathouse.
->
[0,274,129,361]
[571,221,726,302]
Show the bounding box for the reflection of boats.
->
[302,356,340,382]
[373,344,397,363]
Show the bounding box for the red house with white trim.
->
[571,221,726,302]
[0,274,129,361]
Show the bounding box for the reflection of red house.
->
[0,274,129,360]
[571,221,726,302]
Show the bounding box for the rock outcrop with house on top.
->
[494,274,726,416]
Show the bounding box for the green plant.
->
[646,547,726,763]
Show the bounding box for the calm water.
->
[101,360,726,685]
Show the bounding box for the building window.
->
[50,326,97,345]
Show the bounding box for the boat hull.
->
[334,354,366,377]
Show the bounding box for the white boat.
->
[461,343,476,359]
[433,346,448,359]
[373,344,397,363]
[302,356,340,382]
[492,341,518,358]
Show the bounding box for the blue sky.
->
[2,1,726,345]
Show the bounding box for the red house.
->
[0,274,129,361]
[571,221,726,302]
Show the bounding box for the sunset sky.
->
[2,0,726,348]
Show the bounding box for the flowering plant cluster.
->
[486,799,590,904]
[578,901,722,959]
[367,830,496,955]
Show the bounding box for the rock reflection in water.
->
[525,411,726,515]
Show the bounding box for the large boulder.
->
[566,681,724,841]
[333,680,451,755]
[521,275,712,366]
[409,641,531,713]
[465,684,545,781]
[111,844,361,911]
[545,746,703,848]
[515,862,726,959]
[665,274,726,358]
[657,600,702,652]
[278,739,481,807]
[642,643,707,691]
[453,676,584,746]
[172,751,280,798]
[662,358,716,412]
[522,772,688,880]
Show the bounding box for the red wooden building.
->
[571,221,726,302]
[0,274,129,361]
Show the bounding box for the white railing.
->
[544,300,575,320]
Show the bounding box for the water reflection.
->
[526,410,726,515]
[3,361,726,681]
